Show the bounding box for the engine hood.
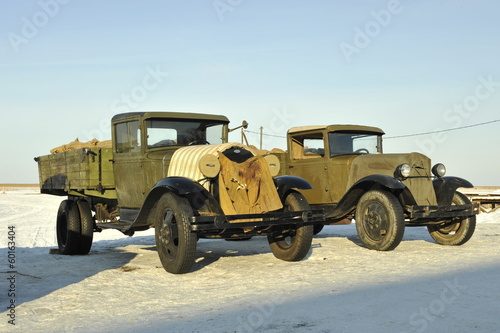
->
[348,152,437,206]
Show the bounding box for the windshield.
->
[146,119,226,148]
[328,132,382,157]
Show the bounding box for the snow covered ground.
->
[1,188,499,333]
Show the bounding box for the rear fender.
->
[433,176,473,205]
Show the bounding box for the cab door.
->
[285,131,333,204]
[112,119,146,209]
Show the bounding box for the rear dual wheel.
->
[56,199,94,255]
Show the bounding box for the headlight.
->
[396,163,411,179]
[432,163,446,178]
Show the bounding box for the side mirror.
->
[229,120,249,132]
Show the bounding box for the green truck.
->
[273,125,478,251]
[35,112,323,274]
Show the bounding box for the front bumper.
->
[406,203,479,222]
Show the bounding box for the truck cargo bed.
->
[35,148,116,199]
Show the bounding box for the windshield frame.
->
[328,131,383,157]
[145,118,227,150]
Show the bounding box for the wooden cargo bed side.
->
[36,148,116,198]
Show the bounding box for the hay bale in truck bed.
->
[50,138,112,154]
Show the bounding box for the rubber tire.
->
[76,200,94,255]
[56,200,81,255]
[267,192,314,261]
[427,192,476,245]
[355,190,405,251]
[155,193,197,274]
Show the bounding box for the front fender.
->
[433,176,473,205]
[327,175,405,219]
[274,175,313,200]
[130,177,211,229]
[351,175,406,191]
[153,176,207,195]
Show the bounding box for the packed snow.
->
[1,187,499,332]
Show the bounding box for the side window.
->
[206,124,224,144]
[115,121,141,153]
[290,133,325,160]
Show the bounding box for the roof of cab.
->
[288,124,385,135]
[111,111,229,123]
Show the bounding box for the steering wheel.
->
[354,148,369,154]
[188,139,210,146]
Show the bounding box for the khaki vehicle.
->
[35,112,323,274]
[273,125,478,251]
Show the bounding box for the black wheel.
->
[355,190,405,251]
[313,224,324,235]
[267,192,314,261]
[56,200,81,255]
[427,192,476,245]
[155,193,197,274]
[76,200,94,255]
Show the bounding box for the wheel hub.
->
[160,210,174,246]
[364,203,388,239]
[367,212,380,229]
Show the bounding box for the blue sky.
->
[1,0,499,185]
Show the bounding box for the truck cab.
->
[276,124,478,251]
[284,125,385,205]
[111,112,229,209]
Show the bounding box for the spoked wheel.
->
[155,193,197,274]
[355,190,405,251]
[427,192,476,245]
[267,191,314,261]
[56,200,81,255]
